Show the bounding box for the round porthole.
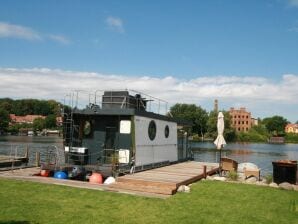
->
[83,121,91,136]
[148,120,156,141]
[165,125,169,138]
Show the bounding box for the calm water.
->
[192,141,298,175]
[1,136,297,175]
[0,135,63,165]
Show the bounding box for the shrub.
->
[264,174,273,184]
[227,171,238,181]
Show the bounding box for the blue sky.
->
[0,0,298,122]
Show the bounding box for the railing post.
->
[203,165,207,179]
[36,152,40,167]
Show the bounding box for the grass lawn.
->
[0,178,297,224]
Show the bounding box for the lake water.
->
[0,136,63,166]
[191,141,298,175]
[1,136,297,175]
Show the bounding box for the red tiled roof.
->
[9,114,46,124]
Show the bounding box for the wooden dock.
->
[0,155,29,168]
[109,161,219,195]
[0,148,29,169]
[0,161,219,198]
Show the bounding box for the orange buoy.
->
[40,169,50,177]
[89,172,103,184]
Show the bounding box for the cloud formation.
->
[0,21,70,44]
[287,0,298,7]
[0,67,298,121]
[0,22,41,40]
[106,16,125,33]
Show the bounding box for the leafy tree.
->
[45,114,57,128]
[0,101,13,113]
[236,125,269,142]
[0,108,10,132]
[33,118,45,131]
[170,104,208,138]
[207,110,236,142]
[262,116,288,135]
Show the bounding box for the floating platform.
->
[110,161,219,195]
[0,161,219,198]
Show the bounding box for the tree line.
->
[0,98,61,116]
[169,103,298,143]
[0,98,61,133]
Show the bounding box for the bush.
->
[285,133,298,143]
[227,171,238,181]
[264,174,273,184]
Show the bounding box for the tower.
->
[214,99,218,112]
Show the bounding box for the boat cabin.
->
[63,90,192,177]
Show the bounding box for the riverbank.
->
[0,178,297,224]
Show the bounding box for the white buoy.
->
[104,176,116,185]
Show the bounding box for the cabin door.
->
[103,126,117,163]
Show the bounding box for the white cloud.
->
[0,22,41,40]
[287,0,298,7]
[0,67,297,122]
[48,34,71,44]
[106,16,125,33]
[0,21,71,44]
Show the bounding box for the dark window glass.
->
[148,120,156,141]
[165,125,169,138]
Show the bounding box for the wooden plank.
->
[116,162,219,196]
[109,182,175,195]
[117,177,177,188]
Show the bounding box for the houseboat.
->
[63,90,192,177]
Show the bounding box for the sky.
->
[0,0,298,122]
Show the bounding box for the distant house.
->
[9,114,46,124]
[229,107,257,132]
[285,123,298,134]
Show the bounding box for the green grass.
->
[0,178,297,224]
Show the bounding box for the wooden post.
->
[203,165,207,179]
[35,152,40,167]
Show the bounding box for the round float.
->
[89,172,103,184]
[54,171,68,179]
[40,169,50,177]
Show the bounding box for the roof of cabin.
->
[71,107,192,126]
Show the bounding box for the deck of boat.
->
[110,161,219,195]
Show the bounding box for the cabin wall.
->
[134,115,177,166]
[67,115,132,165]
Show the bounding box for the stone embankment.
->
[205,174,298,191]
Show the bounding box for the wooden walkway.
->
[0,161,219,198]
[110,161,219,195]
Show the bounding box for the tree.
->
[33,117,45,131]
[0,108,10,133]
[170,104,208,138]
[45,114,57,129]
[262,116,288,135]
[207,110,236,142]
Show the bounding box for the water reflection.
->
[192,141,298,175]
